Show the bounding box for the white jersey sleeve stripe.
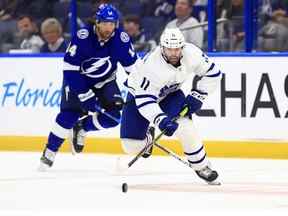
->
[63,61,80,71]
[78,89,95,102]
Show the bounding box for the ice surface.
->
[0,152,287,216]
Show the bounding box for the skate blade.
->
[207,180,221,186]
[70,146,77,156]
[67,130,77,155]
[37,162,50,172]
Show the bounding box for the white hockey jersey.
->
[126,43,222,124]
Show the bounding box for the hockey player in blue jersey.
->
[120,28,222,184]
[39,4,138,170]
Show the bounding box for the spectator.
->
[154,0,176,19]
[91,0,111,13]
[137,0,176,19]
[13,15,44,53]
[194,0,206,6]
[259,0,288,27]
[16,0,54,19]
[0,0,18,52]
[215,0,230,51]
[40,18,67,53]
[258,8,288,51]
[165,0,204,48]
[123,15,156,52]
[227,0,244,51]
[0,0,55,20]
[271,0,288,11]
[0,0,18,21]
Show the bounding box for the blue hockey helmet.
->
[95,4,119,23]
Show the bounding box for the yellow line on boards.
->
[0,136,288,159]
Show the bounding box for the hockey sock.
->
[47,133,65,152]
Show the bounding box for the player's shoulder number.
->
[66,42,77,57]
[139,77,150,91]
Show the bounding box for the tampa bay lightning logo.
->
[159,83,180,98]
[81,57,112,78]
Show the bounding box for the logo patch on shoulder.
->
[120,32,129,43]
[77,29,89,39]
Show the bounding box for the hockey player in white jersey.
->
[120,28,222,183]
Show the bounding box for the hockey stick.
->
[93,103,198,176]
[77,94,126,123]
[118,106,189,171]
[179,18,228,31]
[94,104,121,124]
[152,141,220,185]
[154,142,192,168]
[94,97,144,123]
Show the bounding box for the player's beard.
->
[167,55,181,66]
[97,28,113,41]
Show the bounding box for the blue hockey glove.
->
[185,89,207,115]
[78,90,100,112]
[158,116,179,137]
[81,96,100,112]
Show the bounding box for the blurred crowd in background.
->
[0,0,288,54]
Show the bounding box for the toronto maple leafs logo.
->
[81,57,112,78]
[159,83,181,98]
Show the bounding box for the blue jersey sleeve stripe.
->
[205,70,221,77]
[135,94,157,101]
[124,80,136,91]
[206,63,215,72]
[137,100,157,109]
[153,113,166,124]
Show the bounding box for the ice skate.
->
[68,119,87,155]
[195,165,221,185]
[142,126,155,158]
[38,147,56,171]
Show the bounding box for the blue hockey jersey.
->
[63,24,138,96]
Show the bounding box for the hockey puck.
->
[122,182,128,193]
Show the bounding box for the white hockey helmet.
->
[160,28,185,49]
